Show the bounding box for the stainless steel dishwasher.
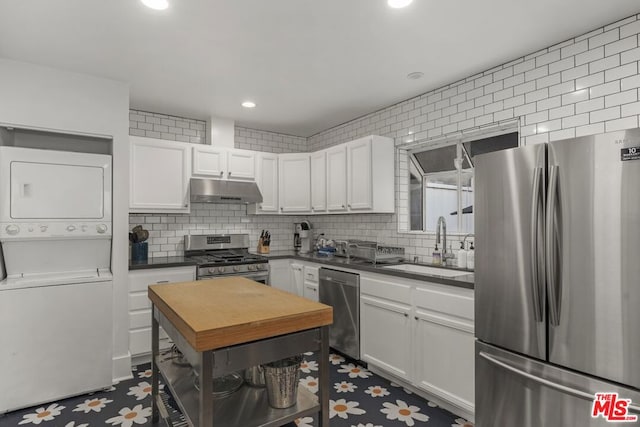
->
[319,268,360,360]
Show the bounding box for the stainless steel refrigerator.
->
[474,128,640,426]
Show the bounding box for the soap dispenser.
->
[432,244,442,266]
[467,242,475,270]
[458,241,467,269]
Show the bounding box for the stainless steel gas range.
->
[184,234,269,284]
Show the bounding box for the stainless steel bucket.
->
[244,365,266,387]
[263,355,302,408]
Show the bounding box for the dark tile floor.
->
[0,351,473,427]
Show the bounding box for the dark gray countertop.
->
[129,256,198,271]
[256,250,474,290]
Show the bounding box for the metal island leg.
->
[151,305,159,424]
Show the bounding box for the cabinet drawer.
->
[129,266,195,293]
[130,292,151,311]
[130,309,152,330]
[414,285,474,322]
[361,276,411,304]
[303,266,319,282]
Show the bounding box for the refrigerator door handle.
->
[530,166,544,322]
[546,165,561,326]
[478,351,640,413]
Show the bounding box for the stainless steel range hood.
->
[190,178,263,204]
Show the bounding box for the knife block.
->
[257,239,270,254]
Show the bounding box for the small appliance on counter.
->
[294,221,312,254]
[347,240,405,264]
[129,225,149,261]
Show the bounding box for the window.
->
[406,131,518,234]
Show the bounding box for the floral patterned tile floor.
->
[0,351,473,427]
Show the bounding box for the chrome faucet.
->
[436,216,454,265]
[462,233,475,250]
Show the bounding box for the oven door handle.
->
[199,272,269,282]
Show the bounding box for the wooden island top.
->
[148,277,333,352]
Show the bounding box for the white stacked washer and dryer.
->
[0,139,114,413]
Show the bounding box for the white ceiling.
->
[0,1,639,137]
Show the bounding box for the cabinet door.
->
[361,295,412,380]
[255,153,278,212]
[291,263,304,296]
[227,149,256,180]
[326,145,348,212]
[128,266,196,357]
[413,310,475,413]
[268,259,294,293]
[310,151,327,213]
[130,136,190,212]
[347,137,373,210]
[192,145,226,178]
[304,281,319,302]
[279,154,311,213]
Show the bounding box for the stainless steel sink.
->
[381,263,472,278]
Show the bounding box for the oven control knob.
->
[258,264,266,270]
[40,225,48,232]
[208,268,216,274]
[218,267,226,273]
[96,224,108,234]
[233,266,240,272]
[5,225,19,235]
[248,265,256,271]
[66,225,76,232]
[81,225,88,232]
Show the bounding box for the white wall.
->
[0,58,132,381]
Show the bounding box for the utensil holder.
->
[131,242,148,262]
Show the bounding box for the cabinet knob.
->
[414,316,418,320]
[220,171,224,176]
[228,171,232,176]
[184,203,188,207]
[311,207,314,211]
[341,204,345,208]
[348,204,351,208]
[280,207,283,211]
[404,313,408,317]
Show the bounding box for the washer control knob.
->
[96,224,108,234]
[66,225,76,232]
[5,225,20,235]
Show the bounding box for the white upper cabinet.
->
[326,145,348,212]
[347,137,373,210]
[227,149,256,180]
[347,135,394,213]
[252,153,279,213]
[310,151,327,213]
[279,153,311,213]
[192,146,255,180]
[192,145,226,178]
[130,136,190,213]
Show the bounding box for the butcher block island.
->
[148,277,333,427]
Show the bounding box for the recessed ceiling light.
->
[388,0,413,8]
[141,0,169,10]
[242,101,256,108]
[407,71,424,80]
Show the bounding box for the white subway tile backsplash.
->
[562,64,589,81]
[549,104,575,120]
[562,113,590,128]
[620,19,640,39]
[561,39,589,58]
[622,101,640,116]
[526,88,549,104]
[503,94,525,109]
[605,116,638,131]
[605,89,638,108]
[549,80,575,97]
[621,47,640,64]
[590,106,620,123]
[514,58,536,75]
[562,89,590,105]
[525,66,549,82]
[590,80,621,99]
[503,73,525,88]
[589,29,620,49]
[536,96,562,111]
[536,50,561,67]
[575,46,605,66]
[576,72,605,90]
[605,62,638,82]
[576,97,604,114]
[576,122,605,136]
[549,128,576,141]
[549,57,575,74]
[605,35,638,57]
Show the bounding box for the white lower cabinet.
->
[360,272,475,420]
[361,295,412,380]
[303,265,319,302]
[268,259,294,294]
[128,266,196,358]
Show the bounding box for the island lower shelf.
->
[156,354,319,427]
